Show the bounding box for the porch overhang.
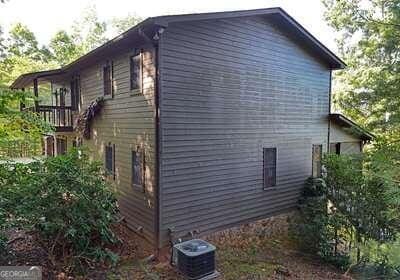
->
[329,113,375,141]
[10,69,66,89]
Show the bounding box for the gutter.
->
[327,70,332,152]
[154,38,161,254]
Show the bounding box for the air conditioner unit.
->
[173,239,216,280]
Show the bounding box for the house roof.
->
[329,113,375,141]
[11,7,345,89]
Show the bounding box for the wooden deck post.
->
[33,78,39,112]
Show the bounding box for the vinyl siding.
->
[78,45,157,245]
[158,16,331,246]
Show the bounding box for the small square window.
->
[329,143,341,155]
[263,147,277,188]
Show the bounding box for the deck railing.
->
[38,105,73,131]
[21,105,74,132]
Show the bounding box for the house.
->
[10,8,372,252]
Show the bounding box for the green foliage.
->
[290,177,351,269]
[71,5,108,53]
[291,151,400,274]
[7,23,50,61]
[0,87,54,157]
[0,149,119,267]
[322,0,400,140]
[49,31,84,66]
[110,14,143,34]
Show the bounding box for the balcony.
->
[24,105,74,132]
[38,105,74,132]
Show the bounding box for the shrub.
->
[291,152,400,273]
[290,177,351,269]
[0,149,119,268]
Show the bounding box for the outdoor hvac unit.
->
[173,239,216,279]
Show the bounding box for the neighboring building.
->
[10,8,373,251]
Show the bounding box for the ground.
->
[107,214,350,280]
[2,214,351,279]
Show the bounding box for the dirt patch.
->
[0,222,154,279]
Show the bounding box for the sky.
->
[0,0,338,52]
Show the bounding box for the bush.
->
[290,177,351,269]
[0,149,119,268]
[291,152,400,274]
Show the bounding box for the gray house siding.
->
[158,16,331,245]
[79,44,157,245]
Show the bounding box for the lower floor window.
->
[105,143,115,179]
[56,137,67,155]
[329,142,341,155]
[263,147,277,188]
[132,147,145,189]
[312,144,323,177]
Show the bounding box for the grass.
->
[217,246,279,280]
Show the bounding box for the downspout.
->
[154,40,161,254]
[139,26,163,254]
[327,70,332,153]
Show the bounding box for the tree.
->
[0,26,5,59]
[110,14,143,34]
[322,0,400,139]
[71,5,108,53]
[49,30,83,66]
[7,23,50,62]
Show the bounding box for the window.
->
[70,76,80,111]
[312,144,323,177]
[56,138,67,155]
[103,62,113,97]
[335,143,341,155]
[105,143,115,179]
[130,50,142,92]
[263,148,277,188]
[132,148,145,189]
[329,143,341,155]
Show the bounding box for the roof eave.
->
[329,113,375,141]
[153,7,346,70]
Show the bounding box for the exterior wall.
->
[330,123,362,154]
[158,16,331,245]
[77,44,157,244]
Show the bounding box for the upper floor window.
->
[263,147,277,188]
[312,144,323,177]
[103,61,113,97]
[130,49,142,92]
[70,76,80,111]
